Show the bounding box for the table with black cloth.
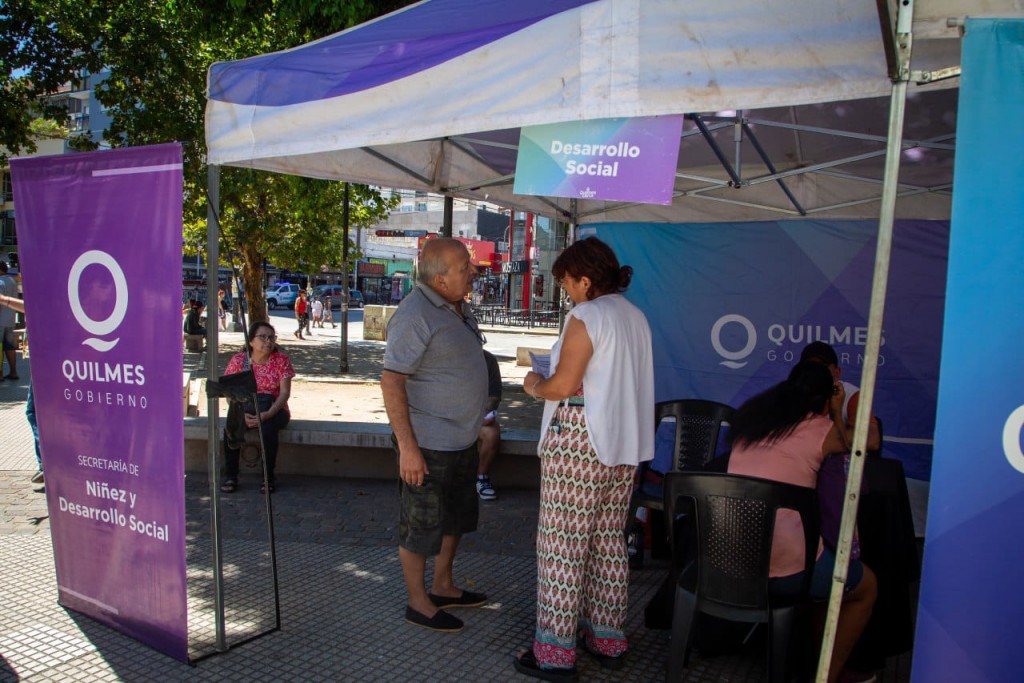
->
[846,455,920,671]
[646,456,920,670]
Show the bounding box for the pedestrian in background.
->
[183,299,206,337]
[217,289,229,331]
[0,290,38,486]
[323,296,337,328]
[311,297,324,328]
[381,237,489,634]
[475,349,502,501]
[294,291,308,340]
[0,261,20,381]
[516,237,655,680]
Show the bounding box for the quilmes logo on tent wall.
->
[62,249,148,408]
[710,313,884,369]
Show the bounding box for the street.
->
[264,306,557,359]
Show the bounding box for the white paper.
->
[529,352,551,378]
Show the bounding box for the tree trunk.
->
[240,243,267,325]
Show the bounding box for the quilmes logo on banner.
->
[513,115,684,205]
[710,313,885,369]
[63,249,148,411]
[1004,404,1024,474]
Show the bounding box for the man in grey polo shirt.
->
[382,237,489,633]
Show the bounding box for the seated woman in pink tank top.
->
[727,360,880,683]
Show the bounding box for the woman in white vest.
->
[515,237,655,682]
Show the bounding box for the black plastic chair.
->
[664,472,819,683]
[630,399,735,520]
[628,400,734,566]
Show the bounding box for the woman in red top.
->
[220,321,295,493]
[294,291,308,339]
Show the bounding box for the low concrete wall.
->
[516,347,551,366]
[362,305,399,341]
[185,417,541,489]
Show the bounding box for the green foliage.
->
[80,0,408,316]
[0,0,102,160]
[4,0,411,315]
[27,118,69,139]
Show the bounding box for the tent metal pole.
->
[442,196,453,237]
[340,183,350,372]
[206,163,227,651]
[815,2,914,679]
[558,200,578,332]
[741,122,807,215]
[689,114,743,187]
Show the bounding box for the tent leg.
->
[442,195,453,237]
[814,13,913,683]
[206,164,227,652]
[340,183,350,373]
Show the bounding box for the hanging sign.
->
[513,115,683,205]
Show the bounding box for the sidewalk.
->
[188,323,548,430]
[0,340,914,682]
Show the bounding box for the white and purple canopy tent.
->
[205,0,975,223]
[204,0,1023,678]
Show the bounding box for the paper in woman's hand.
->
[529,352,551,378]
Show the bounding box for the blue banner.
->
[912,19,1024,683]
[589,219,948,480]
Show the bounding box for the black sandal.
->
[260,480,276,494]
[220,478,237,493]
[513,650,578,682]
[577,634,626,670]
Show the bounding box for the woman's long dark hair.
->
[728,361,834,448]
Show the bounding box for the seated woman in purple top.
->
[727,361,880,683]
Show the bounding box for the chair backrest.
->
[657,399,735,472]
[665,472,819,616]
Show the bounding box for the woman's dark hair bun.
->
[617,265,633,291]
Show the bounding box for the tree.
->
[88,0,408,318]
[215,171,398,321]
[0,0,102,160]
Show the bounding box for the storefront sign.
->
[513,115,683,205]
[501,259,530,274]
[376,229,428,237]
[10,144,188,661]
[359,261,386,275]
[456,237,496,267]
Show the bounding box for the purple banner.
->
[11,144,188,661]
[514,116,684,205]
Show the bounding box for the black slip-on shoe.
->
[404,606,463,633]
[577,634,626,670]
[428,590,487,609]
[512,650,578,682]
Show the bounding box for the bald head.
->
[418,238,475,303]
[418,238,466,284]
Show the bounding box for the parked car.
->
[312,285,364,309]
[264,282,301,309]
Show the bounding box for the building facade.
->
[1,69,111,267]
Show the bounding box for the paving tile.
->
[0,340,915,682]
